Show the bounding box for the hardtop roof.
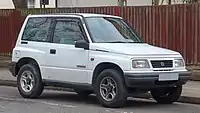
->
[27,13,122,19]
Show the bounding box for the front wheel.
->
[95,69,127,108]
[151,86,182,104]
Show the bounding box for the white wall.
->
[57,0,153,7]
[57,0,117,7]
[0,0,185,9]
[0,0,14,9]
[57,0,172,7]
[127,0,152,6]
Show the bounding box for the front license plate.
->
[159,73,179,81]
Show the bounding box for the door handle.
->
[50,49,56,54]
[21,41,28,44]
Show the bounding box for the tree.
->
[152,0,200,5]
[152,0,160,5]
[183,0,200,3]
[12,0,27,8]
[152,0,171,5]
[168,0,172,4]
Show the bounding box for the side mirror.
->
[75,40,89,50]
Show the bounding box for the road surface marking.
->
[0,96,76,108]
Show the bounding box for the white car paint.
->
[12,13,188,85]
[43,43,90,83]
[90,43,181,56]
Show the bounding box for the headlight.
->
[174,59,184,67]
[132,59,150,68]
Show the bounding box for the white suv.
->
[9,13,191,108]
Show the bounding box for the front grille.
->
[151,60,173,68]
[153,69,173,71]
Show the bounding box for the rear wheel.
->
[151,86,182,104]
[17,64,44,98]
[94,69,127,108]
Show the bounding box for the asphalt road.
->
[0,86,200,113]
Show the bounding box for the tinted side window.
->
[53,20,84,45]
[22,17,51,42]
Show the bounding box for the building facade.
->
[0,0,14,9]
[27,0,153,8]
[37,0,185,8]
[1,0,187,9]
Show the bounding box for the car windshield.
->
[85,17,143,43]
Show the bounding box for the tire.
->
[75,90,93,97]
[151,86,182,104]
[94,69,127,108]
[17,63,44,98]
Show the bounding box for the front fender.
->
[89,51,131,72]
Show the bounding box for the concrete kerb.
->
[187,66,200,81]
[0,57,11,68]
[0,79,199,105]
[0,61,10,68]
[135,92,200,105]
[0,80,16,87]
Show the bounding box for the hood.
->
[90,43,180,56]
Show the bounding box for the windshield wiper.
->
[126,41,143,43]
[108,41,143,43]
[108,41,127,43]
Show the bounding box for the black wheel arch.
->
[92,62,125,86]
[15,57,40,76]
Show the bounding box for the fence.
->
[0,4,199,65]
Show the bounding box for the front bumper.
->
[124,71,191,88]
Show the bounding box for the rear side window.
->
[22,17,52,42]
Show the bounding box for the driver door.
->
[45,17,90,84]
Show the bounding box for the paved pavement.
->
[0,86,200,113]
[182,81,200,98]
[0,56,11,67]
[0,68,15,81]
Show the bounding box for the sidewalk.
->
[0,67,200,104]
[0,56,11,67]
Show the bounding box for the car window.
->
[53,20,84,45]
[85,17,143,43]
[22,17,51,42]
